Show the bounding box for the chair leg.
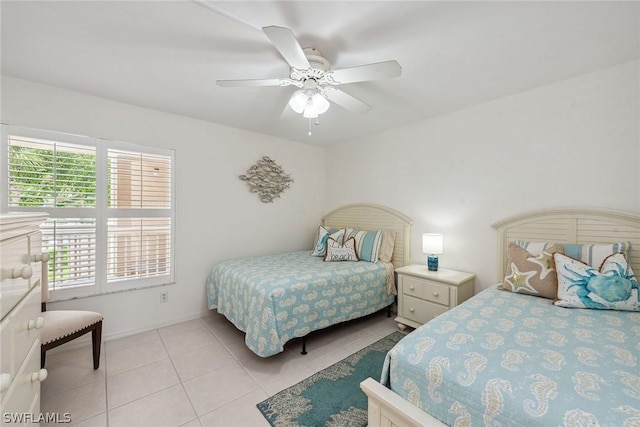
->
[91,321,102,370]
[41,347,46,369]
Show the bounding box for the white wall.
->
[325,60,640,290]
[1,76,326,340]
[3,60,638,339]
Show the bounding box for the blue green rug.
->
[257,331,405,427]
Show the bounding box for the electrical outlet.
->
[160,291,168,303]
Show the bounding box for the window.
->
[1,126,175,298]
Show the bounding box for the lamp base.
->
[427,255,439,271]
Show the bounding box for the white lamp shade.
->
[422,233,443,254]
[303,98,319,118]
[311,93,330,114]
[289,89,330,118]
[288,90,307,113]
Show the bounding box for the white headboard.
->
[322,203,413,268]
[492,208,640,281]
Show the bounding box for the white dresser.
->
[1,213,48,426]
[395,264,475,329]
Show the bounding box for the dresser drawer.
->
[422,280,450,306]
[401,295,448,325]
[1,236,32,320]
[10,287,42,379]
[1,338,43,425]
[401,276,424,298]
[1,286,42,390]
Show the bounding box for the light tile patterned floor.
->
[41,309,401,427]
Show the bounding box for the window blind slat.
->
[5,130,174,293]
[107,217,171,282]
[8,137,96,208]
[108,149,172,209]
[41,218,97,290]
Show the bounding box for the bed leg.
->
[387,304,392,317]
[301,337,307,355]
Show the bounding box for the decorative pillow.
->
[554,252,639,311]
[324,237,359,262]
[516,240,630,268]
[499,242,564,299]
[514,240,559,256]
[344,228,383,263]
[378,230,397,263]
[562,242,630,269]
[311,226,344,257]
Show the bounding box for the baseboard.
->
[45,309,213,355]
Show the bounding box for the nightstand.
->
[395,264,475,329]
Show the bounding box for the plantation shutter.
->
[7,136,98,290]
[2,126,175,297]
[106,147,173,285]
[7,137,96,208]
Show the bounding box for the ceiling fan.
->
[217,26,402,125]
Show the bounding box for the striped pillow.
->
[344,228,383,263]
[515,240,630,268]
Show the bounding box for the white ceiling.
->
[2,1,639,145]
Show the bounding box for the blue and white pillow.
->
[516,240,630,268]
[344,228,383,263]
[554,252,639,311]
[311,226,345,257]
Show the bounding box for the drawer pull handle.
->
[28,317,45,330]
[31,253,50,263]
[11,265,33,280]
[409,286,415,291]
[409,307,415,312]
[0,373,12,393]
[30,369,48,383]
[433,292,439,297]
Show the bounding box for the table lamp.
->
[422,233,443,271]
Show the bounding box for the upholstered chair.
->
[40,259,104,369]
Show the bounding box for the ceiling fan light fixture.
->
[312,93,330,114]
[303,97,319,118]
[289,88,329,118]
[288,90,308,113]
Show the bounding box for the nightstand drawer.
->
[401,276,424,298]
[402,295,448,325]
[422,280,450,306]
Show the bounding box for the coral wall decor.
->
[239,156,294,203]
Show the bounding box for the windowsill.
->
[48,281,176,303]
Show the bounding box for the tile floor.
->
[41,308,402,427]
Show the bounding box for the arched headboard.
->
[492,208,640,281]
[322,203,413,268]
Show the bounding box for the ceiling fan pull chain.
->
[308,119,312,136]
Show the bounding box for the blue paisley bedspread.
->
[207,250,394,357]
[381,285,640,426]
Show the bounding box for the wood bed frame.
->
[361,207,640,427]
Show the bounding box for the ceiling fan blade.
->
[328,60,402,85]
[217,78,285,87]
[323,87,371,114]
[262,26,310,70]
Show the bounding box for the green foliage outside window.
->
[9,144,97,207]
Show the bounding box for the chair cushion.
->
[41,310,104,345]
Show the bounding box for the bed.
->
[361,208,640,427]
[206,203,413,357]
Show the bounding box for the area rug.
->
[257,331,405,427]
